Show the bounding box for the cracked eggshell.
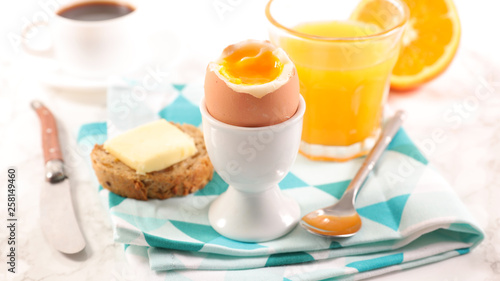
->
[204,43,300,127]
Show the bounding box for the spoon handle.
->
[348,110,407,201]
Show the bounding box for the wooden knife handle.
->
[31,100,63,163]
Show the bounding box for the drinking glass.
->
[266,0,408,161]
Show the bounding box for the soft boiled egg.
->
[204,39,300,127]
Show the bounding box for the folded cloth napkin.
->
[78,82,483,281]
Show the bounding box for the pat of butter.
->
[103,119,197,175]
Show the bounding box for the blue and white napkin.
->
[77,82,483,281]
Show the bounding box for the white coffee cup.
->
[23,0,144,78]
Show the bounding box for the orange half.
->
[352,0,461,90]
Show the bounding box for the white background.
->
[1,0,499,280]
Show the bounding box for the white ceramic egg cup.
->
[200,96,305,242]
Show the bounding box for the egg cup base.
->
[208,184,300,242]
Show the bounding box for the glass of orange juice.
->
[266,0,408,161]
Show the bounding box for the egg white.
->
[208,40,295,99]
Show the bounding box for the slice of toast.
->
[90,123,213,200]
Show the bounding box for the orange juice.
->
[277,20,401,161]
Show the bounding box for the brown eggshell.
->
[204,67,300,127]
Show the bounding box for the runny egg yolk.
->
[219,43,284,85]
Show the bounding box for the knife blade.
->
[31,100,86,254]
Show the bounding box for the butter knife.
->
[31,100,86,254]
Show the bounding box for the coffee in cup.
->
[23,0,144,78]
[57,1,135,21]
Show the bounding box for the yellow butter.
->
[103,119,197,175]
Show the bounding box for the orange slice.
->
[352,0,461,90]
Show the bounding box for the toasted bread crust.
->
[90,123,213,200]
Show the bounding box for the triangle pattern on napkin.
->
[168,220,267,251]
[265,252,315,267]
[109,190,127,208]
[172,84,187,92]
[357,194,410,231]
[158,94,201,126]
[313,180,350,200]
[387,130,428,165]
[346,253,404,273]
[278,173,309,190]
[194,173,229,196]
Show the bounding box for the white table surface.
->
[1,0,499,280]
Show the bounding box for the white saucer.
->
[30,29,183,93]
